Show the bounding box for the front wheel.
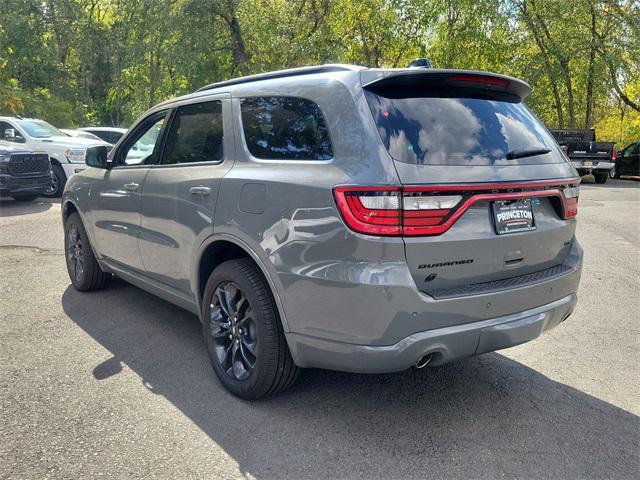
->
[64,212,111,291]
[594,172,608,184]
[42,164,66,198]
[202,259,299,400]
[609,166,618,179]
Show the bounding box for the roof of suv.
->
[152,64,532,111]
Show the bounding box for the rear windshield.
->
[364,87,563,166]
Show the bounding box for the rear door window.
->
[161,101,224,165]
[364,87,563,166]
[240,96,333,160]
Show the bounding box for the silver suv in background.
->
[62,64,583,399]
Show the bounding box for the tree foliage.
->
[0,0,638,144]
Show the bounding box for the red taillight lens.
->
[612,149,617,161]
[334,181,580,237]
[561,185,579,218]
[333,187,402,235]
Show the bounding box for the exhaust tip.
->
[415,353,433,369]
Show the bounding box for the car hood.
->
[0,140,34,156]
[36,136,110,148]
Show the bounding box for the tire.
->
[64,212,111,291]
[42,164,66,198]
[609,166,618,179]
[12,194,39,202]
[202,259,299,400]
[594,172,608,184]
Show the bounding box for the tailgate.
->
[362,73,580,294]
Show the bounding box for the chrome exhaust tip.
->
[415,353,433,369]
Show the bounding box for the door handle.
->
[189,186,211,196]
[123,182,139,191]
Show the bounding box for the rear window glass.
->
[364,88,563,166]
[240,96,333,160]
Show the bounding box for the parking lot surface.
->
[1,178,638,479]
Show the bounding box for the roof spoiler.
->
[361,69,532,100]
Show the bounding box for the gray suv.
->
[62,64,583,399]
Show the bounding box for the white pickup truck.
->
[0,116,110,197]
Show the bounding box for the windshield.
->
[18,120,65,138]
[364,87,563,166]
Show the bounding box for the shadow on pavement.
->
[62,280,639,479]
[0,197,58,217]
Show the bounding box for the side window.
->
[0,121,23,142]
[0,121,11,139]
[161,101,223,165]
[118,113,167,166]
[240,96,333,160]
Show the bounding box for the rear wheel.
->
[594,172,608,184]
[202,259,299,400]
[12,194,39,202]
[64,212,111,291]
[43,164,66,198]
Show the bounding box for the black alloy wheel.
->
[209,281,258,381]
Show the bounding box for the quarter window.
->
[240,96,333,160]
[162,101,224,165]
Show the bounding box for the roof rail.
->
[195,64,361,92]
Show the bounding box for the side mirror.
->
[4,128,25,143]
[85,145,111,169]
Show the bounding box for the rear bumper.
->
[573,161,614,171]
[0,173,51,195]
[288,293,577,373]
[283,238,582,372]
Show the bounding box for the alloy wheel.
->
[609,166,616,179]
[209,281,257,381]
[67,225,84,282]
[45,170,59,196]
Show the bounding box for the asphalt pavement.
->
[1,177,638,479]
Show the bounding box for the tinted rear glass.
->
[240,96,332,160]
[364,87,563,166]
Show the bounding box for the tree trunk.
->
[584,5,597,128]
[224,0,249,75]
[520,3,564,127]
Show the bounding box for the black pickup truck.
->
[0,141,52,201]
[550,129,615,184]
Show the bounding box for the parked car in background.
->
[611,141,639,178]
[550,129,615,184]
[0,116,110,197]
[79,127,127,144]
[62,64,583,400]
[0,140,51,201]
[60,128,104,141]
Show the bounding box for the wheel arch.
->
[61,198,78,222]
[195,234,290,332]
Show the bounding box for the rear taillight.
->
[333,186,402,236]
[334,180,580,237]
[562,185,579,218]
[612,149,617,161]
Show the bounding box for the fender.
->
[193,232,291,332]
[61,197,104,267]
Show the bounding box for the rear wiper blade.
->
[505,148,551,160]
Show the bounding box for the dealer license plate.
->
[492,199,536,235]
